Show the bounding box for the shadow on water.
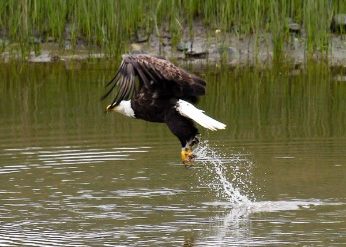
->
[0,61,346,245]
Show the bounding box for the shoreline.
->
[1,31,345,70]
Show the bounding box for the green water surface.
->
[0,61,345,246]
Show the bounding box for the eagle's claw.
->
[181,148,196,166]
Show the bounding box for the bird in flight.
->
[102,54,226,165]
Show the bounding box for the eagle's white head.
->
[106,100,135,118]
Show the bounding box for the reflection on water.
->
[0,61,345,245]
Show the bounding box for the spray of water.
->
[193,140,254,205]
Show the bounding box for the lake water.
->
[0,61,345,246]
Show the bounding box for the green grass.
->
[0,0,344,59]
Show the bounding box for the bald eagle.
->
[102,54,226,164]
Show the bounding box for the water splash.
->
[193,141,254,205]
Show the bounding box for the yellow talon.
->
[181,148,196,165]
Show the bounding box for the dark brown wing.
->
[133,54,206,97]
[102,54,206,108]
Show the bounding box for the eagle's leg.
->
[164,109,199,165]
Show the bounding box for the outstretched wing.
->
[102,54,206,109]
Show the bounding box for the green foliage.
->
[0,0,342,58]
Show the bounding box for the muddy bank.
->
[138,29,346,70]
[1,24,346,70]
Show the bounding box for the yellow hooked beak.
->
[181,147,196,166]
[105,104,112,113]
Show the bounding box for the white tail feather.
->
[175,100,226,131]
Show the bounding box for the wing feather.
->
[133,64,149,85]
[135,54,206,96]
[105,62,123,87]
[102,59,137,108]
[102,54,207,108]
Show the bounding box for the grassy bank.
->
[0,0,345,59]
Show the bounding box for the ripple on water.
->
[0,145,151,174]
[0,197,343,246]
[197,199,345,246]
